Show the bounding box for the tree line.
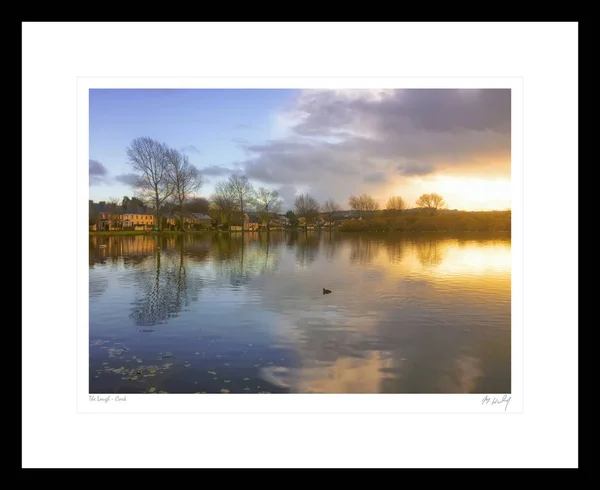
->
[119,136,453,230]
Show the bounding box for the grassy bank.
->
[338,211,511,233]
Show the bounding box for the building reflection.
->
[89,235,158,268]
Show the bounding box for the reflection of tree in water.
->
[183,233,212,264]
[414,240,445,266]
[129,236,202,327]
[324,232,340,261]
[349,236,380,265]
[384,238,405,264]
[210,232,282,287]
[292,232,320,268]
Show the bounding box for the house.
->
[182,214,199,229]
[270,215,288,230]
[229,212,249,231]
[178,213,213,230]
[161,213,176,230]
[247,214,261,230]
[190,213,213,229]
[122,213,156,230]
[97,211,122,231]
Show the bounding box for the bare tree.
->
[107,196,121,208]
[210,180,239,226]
[348,193,380,217]
[322,198,341,227]
[416,193,447,215]
[253,187,282,227]
[294,194,320,230]
[106,196,122,229]
[126,137,173,231]
[166,149,204,230]
[185,197,210,214]
[386,196,408,211]
[225,175,254,217]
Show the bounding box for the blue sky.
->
[89,88,294,203]
[89,88,512,211]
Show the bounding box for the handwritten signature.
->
[89,395,127,403]
[481,395,511,411]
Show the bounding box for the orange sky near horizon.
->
[378,174,511,212]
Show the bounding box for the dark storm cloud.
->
[89,159,108,185]
[236,89,511,208]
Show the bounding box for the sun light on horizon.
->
[393,175,511,211]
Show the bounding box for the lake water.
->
[89,231,511,394]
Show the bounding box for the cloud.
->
[363,172,386,184]
[199,165,234,177]
[89,159,108,185]
[181,145,201,154]
[236,89,511,209]
[114,173,140,186]
[276,185,300,212]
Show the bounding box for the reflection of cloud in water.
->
[439,356,483,393]
[251,233,510,394]
[298,352,394,394]
[89,276,108,299]
[90,232,510,393]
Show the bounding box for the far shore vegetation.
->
[90,136,510,235]
[90,209,511,235]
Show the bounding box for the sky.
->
[89,88,511,211]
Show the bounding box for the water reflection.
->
[211,232,282,287]
[349,235,380,265]
[415,240,444,266]
[293,232,321,268]
[130,236,199,327]
[89,232,511,394]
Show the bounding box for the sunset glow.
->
[90,88,511,212]
[407,176,511,211]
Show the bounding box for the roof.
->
[190,213,212,220]
[123,211,154,216]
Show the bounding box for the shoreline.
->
[89,229,511,236]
